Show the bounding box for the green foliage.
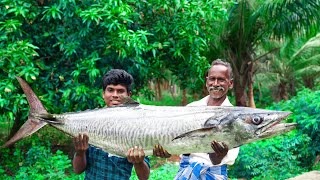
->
[0,0,233,143]
[0,137,83,179]
[229,131,310,180]
[134,91,195,106]
[213,0,320,106]
[255,33,320,102]
[272,89,320,168]
[131,162,179,180]
[229,88,320,179]
[1,0,319,179]
[263,0,320,38]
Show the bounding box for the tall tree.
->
[255,33,320,101]
[135,0,233,104]
[212,0,320,106]
[0,0,232,138]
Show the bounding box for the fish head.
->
[171,107,296,153]
[204,107,296,146]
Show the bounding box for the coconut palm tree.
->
[211,0,320,106]
[292,33,320,89]
[255,33,320,101]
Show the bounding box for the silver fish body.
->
[1,77,296,157]
[46,104,293,156]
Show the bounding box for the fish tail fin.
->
[1,77,48,148]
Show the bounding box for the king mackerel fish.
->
[1,77,296,157]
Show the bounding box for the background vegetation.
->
[0,0,319,179]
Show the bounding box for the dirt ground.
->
[288,171,320,180]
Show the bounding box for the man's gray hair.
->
[209,59,233,80]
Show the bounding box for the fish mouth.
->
[256,111,296,138]
[258,123,297,138]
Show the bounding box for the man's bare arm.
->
[72,133,89,174]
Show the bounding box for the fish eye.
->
[252,117,263,125]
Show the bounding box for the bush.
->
[0,137,83,179]
[131,161,179,180]
[229,89,320,179]
[228,131,310,180]
[272,88,320,168]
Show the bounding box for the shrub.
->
[229,89,320,179]
[0,137,83,179]
[272,89,320,168]
[131,161,179,180]
[228,131,309,180]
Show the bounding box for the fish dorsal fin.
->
[107,96,140,108]
[122,96,140,106]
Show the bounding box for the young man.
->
[72,69,150,180]
[154,59,239,179]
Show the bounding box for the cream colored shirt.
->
[185,95,240,166]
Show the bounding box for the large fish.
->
[1,77,296,157]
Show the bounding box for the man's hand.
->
[72,133,89,174]
[153,144,171,158]
[128,146,150,180]
[127,146,145,164]
[209,140,228,165]
[73,133,89,155]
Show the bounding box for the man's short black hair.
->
[102,69,134,92]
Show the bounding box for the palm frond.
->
[296,65,320,77]
[262,0,320,38]
[293,54,320,68]
[255,72,280,88]
[292,33,320,58]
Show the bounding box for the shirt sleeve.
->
[143,156,151,168]
[217,147,240,166]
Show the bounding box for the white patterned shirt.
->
[185,95,240,166]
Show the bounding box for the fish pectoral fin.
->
[35,113,63,124]
[172,127,216,141]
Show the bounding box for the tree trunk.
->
[248,80,255,108]
[155,78,162,100]
[314,155,320,166]
[248,61,256,108]
[233,70,248,106]
[193,93,199,101]
[228,52,249,107]
[235,84,247,106]
[162,80,169,91]
[303,77,314,90]
[181,89,187,105]
[279,82,288,101]
[169,84,176,100]
[289,80,296,96]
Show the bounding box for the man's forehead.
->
[208,65,229,74]
[106,84,127,89]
